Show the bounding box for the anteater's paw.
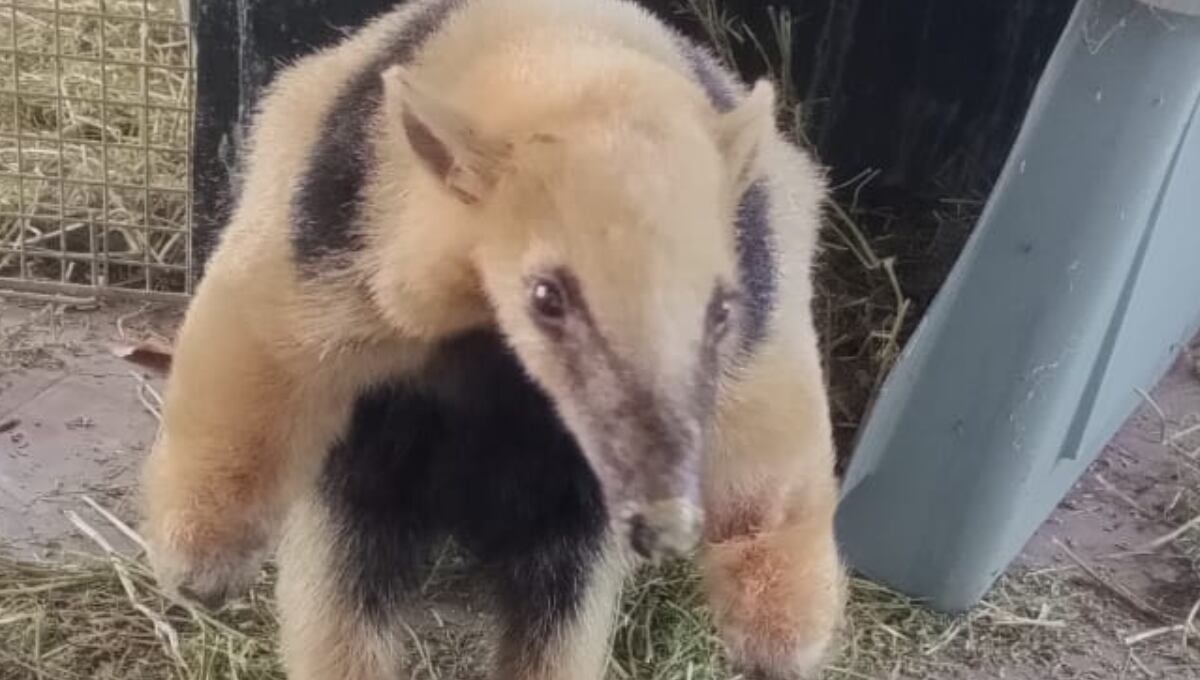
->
[145,515,268,610]
[705,534,843,680]
[724,632,832,680]
[729,646,829,680]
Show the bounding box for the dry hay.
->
[7,519,1191,680]
[6,500,1197,680]
[0,0,191,293]
[7,488,1193,680]
[0,553,280,680]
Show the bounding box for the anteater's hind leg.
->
[276,500,413,680]
[489,538,628,680]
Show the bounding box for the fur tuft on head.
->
[716,79,776,199]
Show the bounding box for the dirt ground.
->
[0,298,181,558]
[1,296,1198,679]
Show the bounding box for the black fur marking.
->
[493,531,603,674]
[292,0,467,267]
[318,377,442,619]
[682,42,778,355]
[682,43,737,113]
[734,181,775,352]
[320,330,606,634]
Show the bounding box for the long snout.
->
[628,495,704,561]
[597,413,708,562]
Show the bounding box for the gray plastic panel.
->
[835,0,1200,612]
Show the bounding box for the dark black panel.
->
[638,0,1075,196]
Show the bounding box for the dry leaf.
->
[112,337,173,373]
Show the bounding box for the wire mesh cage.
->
[0,0,193,300]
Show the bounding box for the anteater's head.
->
[380,59,776,561]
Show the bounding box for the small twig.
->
[65,511,186,668]
[0,612,38,626]
[0,290,98,308]
[922,620,963,656]
[1135,387,1168,444]
[1125,625,1185,645]
[864,611,911,642]
[1183,597,1200,651]
[400,619,439,680]
[1135,512,1200,553]
[1165,442,1200,472]
[977,600,1065,628]
[420,540,454,596]
[64,510,118,555]
[1129,651,1155,678]
[129,370,164,422]
[134,385,162,422]
[1094,473,1152,517]
[1053,538,1169,623]
[1173,441,1200,459]
[1170,422,1200,443]
[985,614,1066,629]
[825,667,875,680]
[1026,563,1083,578]
[1167,489,1185,515]
[81,494,148,554]
[115,302,150,340]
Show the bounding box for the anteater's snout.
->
[626,497,705,562]
[594,406,709,562]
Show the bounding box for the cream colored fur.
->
[276,501,408,680]
[141,0,844,678]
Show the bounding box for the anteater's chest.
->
[318,330,606,563]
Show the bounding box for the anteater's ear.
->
[382,65,509,204]
[716,79,776,197]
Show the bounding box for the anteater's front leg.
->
[702,334,846,680]
[141,278,304,608]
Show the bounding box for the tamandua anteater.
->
[142,0,846,677]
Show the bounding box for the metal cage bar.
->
[0,0,193,299]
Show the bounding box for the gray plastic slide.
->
[835,0,1200,612]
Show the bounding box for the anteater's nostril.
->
[625,498,704,562]
[629,513,655,560]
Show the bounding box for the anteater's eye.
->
[708,290,736,339]
[530,278,567,320]
[711,300,732,335]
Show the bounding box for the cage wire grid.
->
[0,0,193,301]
